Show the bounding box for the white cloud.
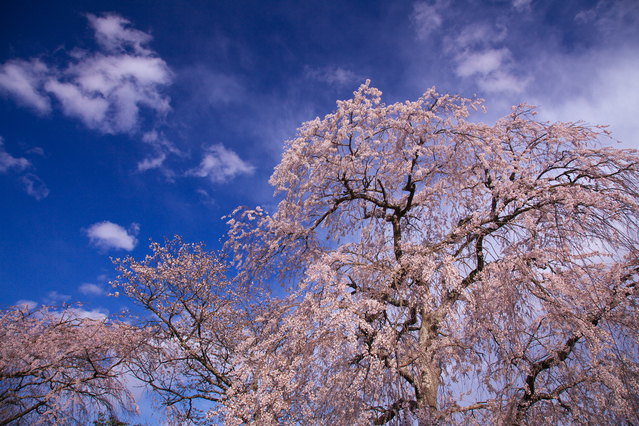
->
[477,71,526,94]
[74,55,172,93]
[512,0,532,11]
[187,145,255,183]
[0,14,172,134]
[49,52,172,134]
[455,48,509,77]
[450,24,507,50]
[455,50,525,93]
[45,290,71,303]
[0,137,48,200]
[68,306,109,320]
[136,130,183,177]
[0,59,51,113]
[78,283,105,297]
[447,24,526,94]
[87,13,152,54]
[195,188,218,206]
[0,138,31,173]
[574,8,597,24]
[19,173,49,200]
[44,80,110,128]
[87,221,139,251]
[412,1,448,40]
[137,153,167,171]
[531,50,639,148]
[141,129,181,154]
[26,147,45,156]
[305,66,361,86]
[575,1,639,35]
[15,299,37,310]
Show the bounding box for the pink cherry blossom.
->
[113,82,639,425]
[0,304,137,425]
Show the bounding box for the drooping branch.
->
[511,266,639,424]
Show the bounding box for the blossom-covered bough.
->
[0,305,137,425]
[111,237,284,424]
[114,82,639,425]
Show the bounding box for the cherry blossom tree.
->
[114,82,639,425]
[0,305,137,425]
[111,238,282,424]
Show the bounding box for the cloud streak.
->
[0,59,51,113]
[412,1,448,40]
[446,24,526,94]
[78,283,106,297]
[88,13,153,54]
[19,173,50,200]
[0,137,49,200]
[0,138,31,174]
[304,66,361,86]
[136,129,184,178]
[530,49,639,147]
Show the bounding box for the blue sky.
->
[1,0,638,318]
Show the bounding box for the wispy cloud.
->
[412,1,448,40]
[304,66,361,86]
[0,137,49,200]
[0,138,31,173]
[78,283,105,297]
[87,221,139,251]
[69,306,109,320]
[196,188,217,206]
[26,147,45,156]
[15,299,37,310]
[445,23,526,93]
[12,299,108,319]
[179,66,245,106]
[137,153,167,171]
[0,59,51,113]
[136,129,184,178]
[88,13,153,54]
[411,4,527,94]
[575,0,639,37]
[187,144,254,183]
[19,173,49,200]
[0,13,172,134]
[45,290,71,304]
[530,50,639,147]
[456,48,509,77]
[511,0,532,11]
[0,14,262,187]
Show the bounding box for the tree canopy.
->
[3,82,639,425]
[0,306,137,425]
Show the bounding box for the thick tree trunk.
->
[417,359,441,410]
[417,311,440,412]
